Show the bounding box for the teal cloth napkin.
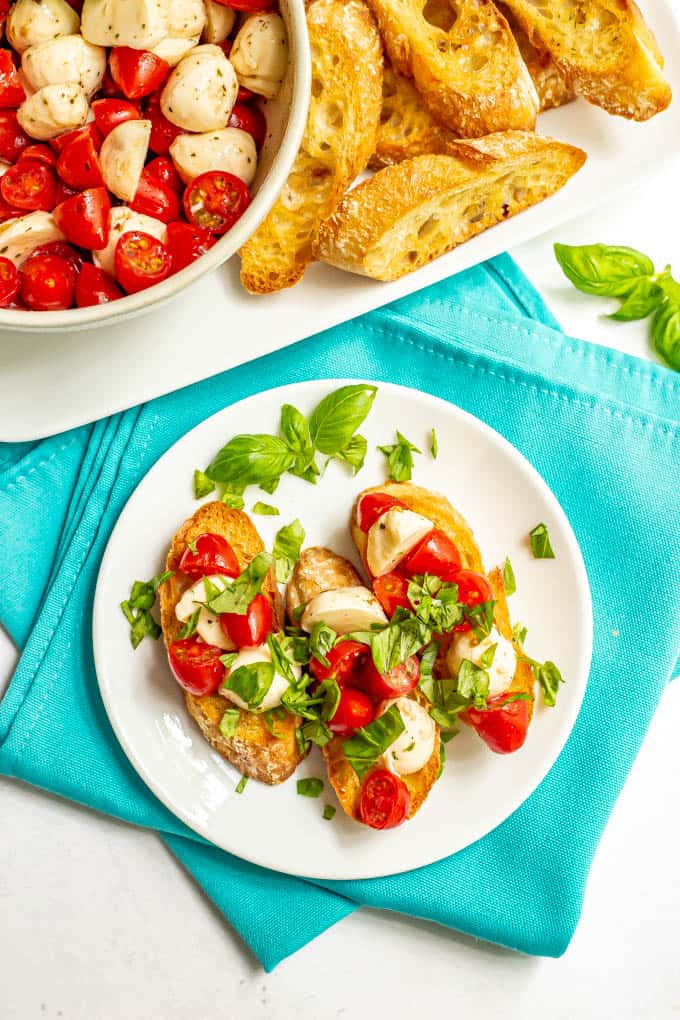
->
[1,254,679,971]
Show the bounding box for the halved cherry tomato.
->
[462,694,530,754]
[451,569,494,632]
[166,221,216,273]
[0,0,10,29]
[130,168,179,223]
[0,194,22,221]
[229,103,266,149]
[373,573,410,617]
[28,241,82,275]
[361,654,420,701]
[114,229,172,294]
[329,686,374,735]
[168,637,225,696]
[50,121,101,154]
[54,179,79,206]
[220,593,272,649]
[359,769,411,829]
[146,95,182,154]
[57,134,104,190]
[218,39,232,57]
[183,170,250,235]
[0,110,30,162]
[356,492,407,532]
[75,263,123,306]
[109,47,169,100]
[53,187,110,249]
[100,68,120,97]
[178,533,240,579]
[0,160,56,211]
[309,640,370,685]
[0,50,25,109]
[236,85,255,103]
[0,256,20,306]
[214,0,274,11]
[20,252,76,311]
[145,155,182,194]
[92,97,140,137]
[402,528,462,581]
[18,143,57,167]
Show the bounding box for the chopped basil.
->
[186,538,198,555]
[457,659,490,704]
[466,599,496,640]
[525,657,564,707]
[262,710,282,737]
[370,612,432,674]
[309,384,377,456]
[223,660,275,709]
[235,775,248,794]
[178,607,201,639]
[530,522,555,559]
[206,434,296,487]
[440,729,457,744]
[273,518,305,583]
[378,430,422,482]
[316,676,341,722]
[425,675,470,729]
[512,621,528,646]
[334,434,367,474]
[437,741,446,780]
[431,427,438,459]
[193,469,215,499]
[208,553,271,615]
[266,632,299,685]
[120,569,173,649]
[342,704,405,779]
[291,602,306,624]
[220,651,238,670]
[407,574,463,632]
[219,708,240,738]
[296,777,324,797]
[503,557,516,596]
[300,717,332,747]
[221,486,245,509]
[252,501,279,516]
[478,643,497,669]
[309,621,336,668]
[322,804,336,820]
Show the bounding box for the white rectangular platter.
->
[1,0,679,442]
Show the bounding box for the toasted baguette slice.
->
[239,0,382,294]
[499,0,671,120]
[313,132,586,281]
[364,0,538,137]
[159,502,304,785]
[498,3,575,112]
[287,545,440,822]
[370,60,456,169]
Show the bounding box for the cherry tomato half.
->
[54,179,79,206]
[28,241,82,275]
[0,51,25,110]
[166,221,216,273]
[0,194,22,222]
[130,167,179,223]
[183,170,250,235]
[18,143,57,167]
[0,110,30,162]
[220,593,272,649]
[75,263,123,307]
[356,492,407,532]
[0,160,56,212]
[373,573,410,617]
[401,528,462,581]
[213,0,274,11]
[57,134,104,190]
[146,95,182,154]
[229,103,266,149]
[359,769,411,829]
[361,654,421,701]
[178,533,240,580]
[114,229,172,294]
[53,187,111,249]
[109,47,169,99]
[50,121,102,154]
[92,97,141,137]
[309,640,371,685]
[0,256,20,307]
[451,569,494,633]
[168,637,225,696]
[20,252,76,311]
[146,155,182,194]
[329,686,374,735]
[462,694,530,754]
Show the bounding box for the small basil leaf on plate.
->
[554,243,655,297]
[652,300,680,370]
[252,501,279,516]
[221,486,245,509]
[431,427,438,459]
[334,433,367,474]
[193,469,215,499]
[259,476,280,495]
[280,403,315,473]
[378,431,422,482]
[309,384,377,455]
[207,434,295,486]
[296,777,324,798]
[530,522,555,559]
[609,277,664,322]
[322,804,336,820]
[223,660,275,709]
[208,553,271,615]
[235,775,248,794]
[273,518,305,583]
[512,621,528,646]
[342,704,405,779]
[536,660,565,707]
[219,708,240,738]
[503,556,516,596]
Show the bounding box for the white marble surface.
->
[2,165,680,1019]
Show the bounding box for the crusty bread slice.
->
[499,0,671,120]
[364,0,538,137]
[370,60,456,169]
[239,0,382,294]
[497,2,575,112]
[286,545,440,822]
[312,131,586,281]
[159,502,304,785]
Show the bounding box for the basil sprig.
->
[530,522,555,559]
[342,704,405,779]
[208,553,271,615]
[120,569,173,649]
[378,431,422,482]
[554,242,680,370]
[273,519,305,583]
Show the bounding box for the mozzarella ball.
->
[151,35,199,67]
[167,0,206,38]
[22,35,107,98]
[202,0,235,44]
[230,13,287,99]
[160,44,237,132]
[81,0,169,49]
[0,212,66,267]
[7,0,80,54]
[93,206,167,275]
[170,126,256,184]
[17,83,89,140]
[100,119,151,201]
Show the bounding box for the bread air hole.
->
[417,214,439,239]
[422,0,457,32]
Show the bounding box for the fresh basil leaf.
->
[457,659,489,706]
[530,522,555,559]
[280,403,315,474]
[219,708,240,738]
[479,643,497,669]
[536,660,564,707]
[178,607,201,639]
[208,553,271,615]
[309,384,377,455]
[342,704,405,779]
[503,557,516,596]
[259,476,280,495]
[262,710,285,738]
[221,486,245,509]
[609,277,664,322]
[437,741,446,779]
[291,602,306,624]
[121,570,172,648]
[300,717,332,747]
[334,434,367,474]
[512,622,528,646]
[252,501,279,516]
[273,518,305,583]
[266,632,298,686]
[193,469,215,499]
[235,775,248,794]
[378,431,422,483]
[467,600,495,640]
[407,574,463,632]
[295,726,306,755]
[317,676,341,722]
[220,652,238,670]
[201,576,224,605]
[652,300,680,371]
[440,729,457,744]
[431,427,438,459]
[370,613,431,674]
[186,538,199,555]
[296,777,324,798]
[426,675,469,728]
[207,434,295,486]
[309,621,336,668]
[554,243,655,298]
[323,804,336,820]
[419,640,440,685]
[223,660,275,709]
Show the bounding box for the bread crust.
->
[312,132,586,281]
[158,501,304,785]
[497,2,575,112]
[370,59,456,169]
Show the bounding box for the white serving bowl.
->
[0,0,310,333]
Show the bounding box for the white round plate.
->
[93,380,592,881]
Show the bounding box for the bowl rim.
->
[0,0,311,333]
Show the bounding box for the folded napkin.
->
[1,254,679,971]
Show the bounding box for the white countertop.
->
[2,165,679,1019]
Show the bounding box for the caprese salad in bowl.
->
[0,0,309,329]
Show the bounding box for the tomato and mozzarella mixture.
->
[0,0,286,310]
